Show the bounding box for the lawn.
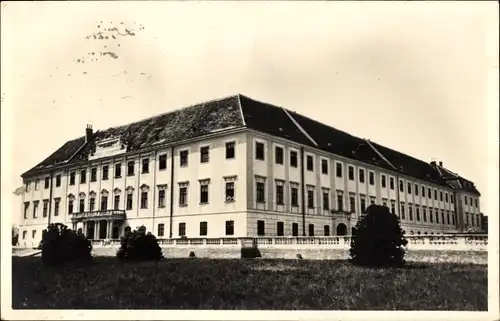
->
[12,256,487,310]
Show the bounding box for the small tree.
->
[12,225,19,246]
[41,223,93,266]
[117,225,163,261]
[349,205,408,267]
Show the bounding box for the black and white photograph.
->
[1,1,498,320]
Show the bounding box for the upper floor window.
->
[140,191,148,209]
[255,142,265,160]
[102,165,109,180]
[180,150,188,167]
[445,193,448,203]
[399,180,404,192]
[256,182,265,203]
[389,177,394,190]
[115,163,122,178]
[26,181,32,192]
[306,155,314,171]
[290,151,298,168]
[381,175,386,188]
[200,184,209,204]
[291,186,299,207]
[158,190,166,208]
[225,182,235,202]
[421,186,425,196]
[336,163,343,178]
[475,198,478,207]
[55,175,61,187]
[44,177,50,189]
[434,189,438,200]
[127,161,135,176]
[307,190,314,209]
[225,142,235,159]
[369,172,374,185]
[80,170,86,184]
[321,159,328,175]
[348,166,354,181]
[90,168,97,182]
[200,146,209,163]
[427,188,431,198]
[414,184,419,196]
[158,154,167,170]
[179,186,188,206]
[142,158,150,173]
[276,184,284,205]
[322,190,329,210]
[275,146,284,165]
[407,182,412,194]
[359,169,365,183]
[34,179,39,191]
[440,191,443,202]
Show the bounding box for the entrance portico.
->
[71,209,126,240]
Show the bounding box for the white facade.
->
[18,129,482,247]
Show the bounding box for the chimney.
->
[430,161,436,167]
[439,161,443,167]
[85,124,93,143]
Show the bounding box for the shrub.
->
[41,223,93,266]
[117,226,163,261]
[12,225,19,246]
[349,205,408,267]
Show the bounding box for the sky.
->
[1,1,498,227]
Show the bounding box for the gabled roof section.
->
[434,163,481,196]
[22,95,245,177]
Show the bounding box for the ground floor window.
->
[225,220,234,236]
[179,222,186,237]
[157,223,165,237]
[257,220,265,236]
[200,221,208,236]
[292,223,299,236]
[324,225,330,236]
[277,222,284,236]
[308,224,314,236]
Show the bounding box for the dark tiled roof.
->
[21,94,480,196]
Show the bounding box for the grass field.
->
[12,256,487,310]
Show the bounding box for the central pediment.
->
[89,136,127,161]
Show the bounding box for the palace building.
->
[18,94,483,247]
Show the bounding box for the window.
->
[114,195,120,209]
[277,222,284,236]
[290,151,298,167]
[80,170,87,184]
[409,206,413,220]
[349,196,356,213]
[370,197,375,205]
[276,185,284,205]
[359,169,365,183]
[435,210,439,223]
[140,192,148,209]
[389,177,394,190]
[179,223,186,237]
[42,200,48,217]
[400,204,405,220]
[415,184,419,196]
[308,224,314,236]
[307,190,314,208]
[180,150,188,166]
[54,199,60,216]
[391,202,396,214]
[464,196,468,205]
[126,194,133,210]
[447,212,450,224]
[102,165,109,180]
[200,185,209,204]
[337,194,343,211]
[369,172,374,185]
[225,220,234,236]
[127,161,135,176]
[452,213,455,225]
[101,196,108,211]
[421,186,425,196]
[44,177,50,189]
[348,166,354,180]
[416,207,420,221]
[56,175,61,187]
[383,200,387,207]
[28,180,33,191]
[475,198,478,207]
[322,190,329,210]
[257,220,265,236]
[32,230,37,239]
[68,200,74,214]
[360,198,366,213]
[407,182,412,194]
[429,209,433,223]
[445,193,448,203]
[381,175,386,188]
[255,142,265,160]
[159,154,167,170]
[90,168,97,182]
[225,142,235,159]
[441,211,445,224]
[291,187,298,206]
[115,164,122,178]
[434,189,438,200]
[324,225,330,236]
[79,199,85,212]
[275,146,284,165]
[306,155,314,171]
[399,180,404,192]
[336,163,342,177]
[158,224,165,237]
[142,158,150,173]
[428,188,431,198]
[89,197,95,211]
[292,223,299,236]
[158,190,166,207]
[256,182,265,203]
[23,231,27,239]
[225,182,235,202]
[200,146,209,163]
[321,159,328,174]
[440,191,443,202]
[423,208,427,222]
[179,187,188,206]
[200,222,207,236]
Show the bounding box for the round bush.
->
[117,226,163,261]
[349,205,408,267]
[41,223,92,266]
